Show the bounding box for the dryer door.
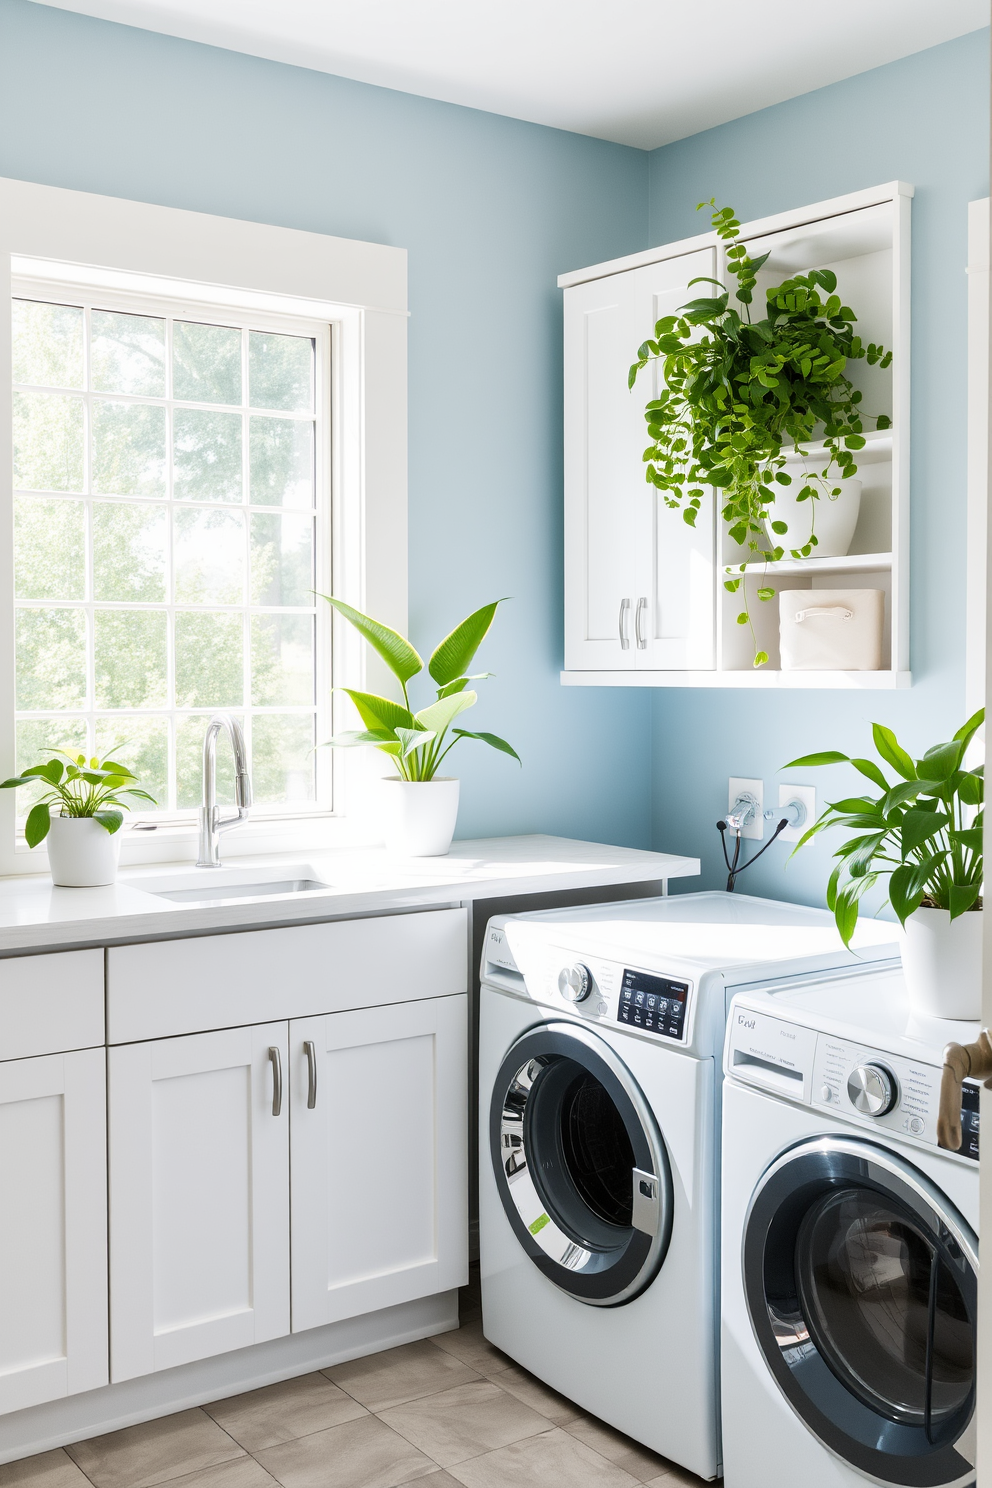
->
[489,1021,673,1306]
[744,1135,977,1488]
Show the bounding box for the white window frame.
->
[0,177,407,875]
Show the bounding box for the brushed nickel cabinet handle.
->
[304,1039,318,1110]
[618,597,631,650]
[268,1045,283,1116]
[635,597,648,649]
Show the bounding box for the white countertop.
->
[0,835,699,955]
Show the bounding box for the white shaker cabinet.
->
[109,1023,291,1382]
[563,247,717,673]
[290,995,468,1331]
[0,1047,108,1414]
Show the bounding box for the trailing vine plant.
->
[628,201,892,665]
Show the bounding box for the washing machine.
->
[479,891,900,1481]
[722,966,979,1488]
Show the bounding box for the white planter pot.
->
[764,474,862,559]
[381,778,460,857]
[901,907,983,1021]
[46,815,122,887]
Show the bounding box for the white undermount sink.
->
[123,865,332,906]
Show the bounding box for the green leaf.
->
[889,862,927,926]
[339,689,414,733]
[958,771,984,806]
[414,691,477,735]
[321,595,423,686]
[437,673,490,699]
[833,887,860,947]
[880,780,929,814]
[917,739,964,783]
[428,601,504,686]
[948,883,982,920]
[900,808,947,856]
[451,729,521,763]
[395,727,436,759]
[849,757,889,792]
[783,751,850,768]
[99,760,135,779]
[0,775,35,790]
[24,801,52,847]
[93,809,124,834]
[872,723,916,781]
[949,828,984,853]
[953,707,984,749]
[322,728,397,748]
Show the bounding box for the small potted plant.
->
[629,200,892,666]
[787,710,984,1019]
[322,595,520,856]
[0,750,157,887]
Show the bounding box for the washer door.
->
[489,1021,673,1306]
[744,1136,977,1488]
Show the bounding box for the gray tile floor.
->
[0,1274,707,1488]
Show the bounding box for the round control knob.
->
[847,1063,898,1117]
[820,1085,834,1103]
[558,964,592,1003]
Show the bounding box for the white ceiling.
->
[33,0,989,148]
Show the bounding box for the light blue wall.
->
[646,31,990,904]
[0,0,654,847]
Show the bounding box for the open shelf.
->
[561,669,912,690]
[725,551,893,577]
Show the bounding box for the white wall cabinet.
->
[109,1023,291,1382]
[561,181,912,688]
[290,996,468,1331]
[563,248,717,673]
[0,1047,108,1414]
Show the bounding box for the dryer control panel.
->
[726,1006,980,1162]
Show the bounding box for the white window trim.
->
[0,177,407,875]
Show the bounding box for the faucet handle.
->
[235,770,252,809]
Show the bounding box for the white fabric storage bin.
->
[779,588,884,670]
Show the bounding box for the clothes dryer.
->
[480,892,899,1481]
[722,968,978,1488]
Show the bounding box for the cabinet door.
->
[630,251,718,670]
[563,270,640,670]
[0,1048,108,1413]
[290,995,468,1331]
[109,1023,290,1381]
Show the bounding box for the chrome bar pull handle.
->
[618,597,631,651]
[304,1039,318,1110]
[635,597,648,650]
[268,1045,283,1117]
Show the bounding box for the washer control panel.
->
[618,968,689,1041]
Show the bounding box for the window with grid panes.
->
[11,290,329,820]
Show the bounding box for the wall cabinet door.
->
[290,995,468,1332]
[563,247,716,672]
[0,1048,108,1413]
[109,1023,290,1381]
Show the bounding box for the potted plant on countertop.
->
[0,750,158,887]
[787,709,984,1019]
[322,595,520,857]
[628,200,893,666]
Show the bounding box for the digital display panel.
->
[960,1082,980,1163]
[618,969,689,1040]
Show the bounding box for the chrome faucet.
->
[196,714,252,867]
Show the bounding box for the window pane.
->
[173,408,242,503]
[93,502,167,602]
[16,718,88,775]
[92,401,167,497]
[16,608,87,709]
[13,300,84,389]
[174,508,244,604]
[175,612,243,707]
[173,322,242,405]
[94,610,168,709]
[15,496,85,601]
[249,332,313,412]
[91,311,165,396]
[176,713,243,808]
[249,513,313,606]
[251,713,315,804]
[95,716,168,809]
[251,615,313,705]
[249,417,313,507]
[13,391,84,492]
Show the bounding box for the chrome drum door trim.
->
[490,1021,673,1307]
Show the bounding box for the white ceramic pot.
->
[381,777,460,857]
[901,907,983,1021]
[764,474,862,559]
[46,815,122,887]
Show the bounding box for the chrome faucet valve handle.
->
[725,792,760,835]
[196,713,253,868]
